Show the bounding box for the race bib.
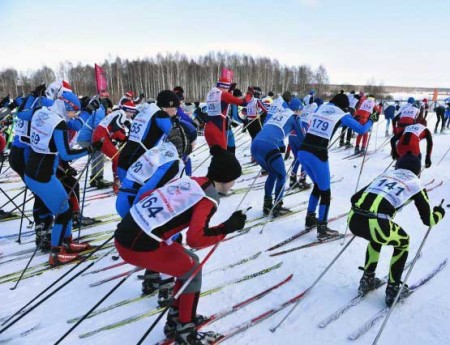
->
[128,103,160,143]
[401,106,418,120]
[307,104,346,140]
[404,123,426,137]
[365,169,422,208]
[15,118,29,138]
[300,103,318,126]
[29,108,62,155]
[130,177,206,242]
[265,108,294,137]
[246,98,258,118]
[359,99,375,113]
[206,87,223,116]
[127,142,181,185]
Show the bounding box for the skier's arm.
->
[341,114,373,134]
[412,190,444,226]
[53,123,88,161]
[424,129,433,160]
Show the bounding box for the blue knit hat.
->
[60,91,80,111]
[407,97,415,104]
[289,98,303,111]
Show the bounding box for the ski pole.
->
[372,199,445,345]
[9,245,39,291]
[0,188,33,223]
[135,177,259,344]
[77,155,91,241]
[0,187,26,210]
[0,236,115,333]
[341,131,372,243]
[88,142,124,184]
[270,236,356,333]
[54,267,141,344]
[15,187,28,244]
[437,145,450,166]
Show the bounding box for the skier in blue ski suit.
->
[298,93,375,240]
[251,95,304,217]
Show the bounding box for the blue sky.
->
[0,0,448,88]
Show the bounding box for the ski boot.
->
[63,236,92,253]
[175,322,220,345]
[358,269,383,295]
[354,146,360,155]
[297,178,311,191]
[339,140,345,147]
[385,281,410,307]
[289,175,298,188]
[72,212,98,227]
[360,146,367,154]
[35,217,53,252]
[158,277,175,307]
[345,141,353,148]
[263,197,273,216]
[48,246,80,267]
[164,307,208,338]
[90,177,112,189]
[317,221,340,241]
[272,201,290,218]
[141,270,160,295]
[305,212,318,229]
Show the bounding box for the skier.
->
[244,86,268,152]
[114,145,245,344]
[353,96,377,154]
[287,98,312,190]
[420,98,429,119]
[297,93,375,240]
[117,90,177,181]
[204,77,253,150]
[24,91,102,265]
[92,100,138,193]
[338,90,358,147]
[251,96,304,217]
[392,97,419,135]
[383,102,396,137]
[348,153,445,306]
[390,121,433,168]
[433,103,446,134]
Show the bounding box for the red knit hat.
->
[125,91,134,98]
[120,100,137,114]
[217,77,231,89]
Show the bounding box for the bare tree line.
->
[0,52,331,103]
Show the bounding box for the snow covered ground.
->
[0,111,449,345]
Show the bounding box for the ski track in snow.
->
[0,113,449,345]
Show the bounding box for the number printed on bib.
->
[129,103,160,143]
[365,169,422,208]
[130,177,206,241]
[29,109,62,154]
[404,123,426,137]
[206,87,223,116]
[307,104,346,140]
[265,108,294,136]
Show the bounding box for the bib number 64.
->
[141,196,163,218]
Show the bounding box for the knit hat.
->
[282,91,292,103]
[407,97,415,104]
[395,152,421,176]
[216,77,231,89]
[157,90,180,108]
[289,98,303,111]
[60,91,80,111]
[125,91,134,98]
[330,93,350,111]
[207,145,242,182]
[120,100,138,114]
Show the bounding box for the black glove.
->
[433,205,445,218]
[31,84,46,98]
[279,145,286,153]
[391,150,399,160]
[86,99,100,114]
[425,156,432,168]
[222,211,247,234]
[370,112,379,122]
[139,92,145,99]
[66,166,78,176]
[7,99,18,110]
[86,140,103,154]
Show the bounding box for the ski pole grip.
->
[242,206,252,215]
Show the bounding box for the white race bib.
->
[400,106,419,120]
[130,177,207,242]
[206,87,223,116]
[29,108,63,155]
[246,98,258,119]
[126,142,181,185]
[365,169,422,208]
[128,103,160,143]
[15,118,29,139]
[359,99,375,113]
[300,103,318,126]
[307,104,346,140]
[403,123,426,137]
[265,108,294,137]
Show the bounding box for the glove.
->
[31,84,46,98]
[370,112,379,122]
[66,166,78,177]
[279,145,286,153]
[425,156,432,168]
[230,121,239,128]
[222,211,247,234]
[86,99,100,114]
[86,140,103,154]
[139,92,145,99]
[433,205,445,218]
[7,99,18,110]
[391,150,399,160]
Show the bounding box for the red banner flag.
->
[221,67,234,82]
[432,88,438,102]
[94,64,108,94]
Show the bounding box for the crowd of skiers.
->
[0,78,446,344]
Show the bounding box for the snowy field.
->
[0,111,449,345]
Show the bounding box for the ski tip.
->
[269,327,277,333]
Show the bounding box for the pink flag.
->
[221,67,234,82]
[95,64,108,94]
